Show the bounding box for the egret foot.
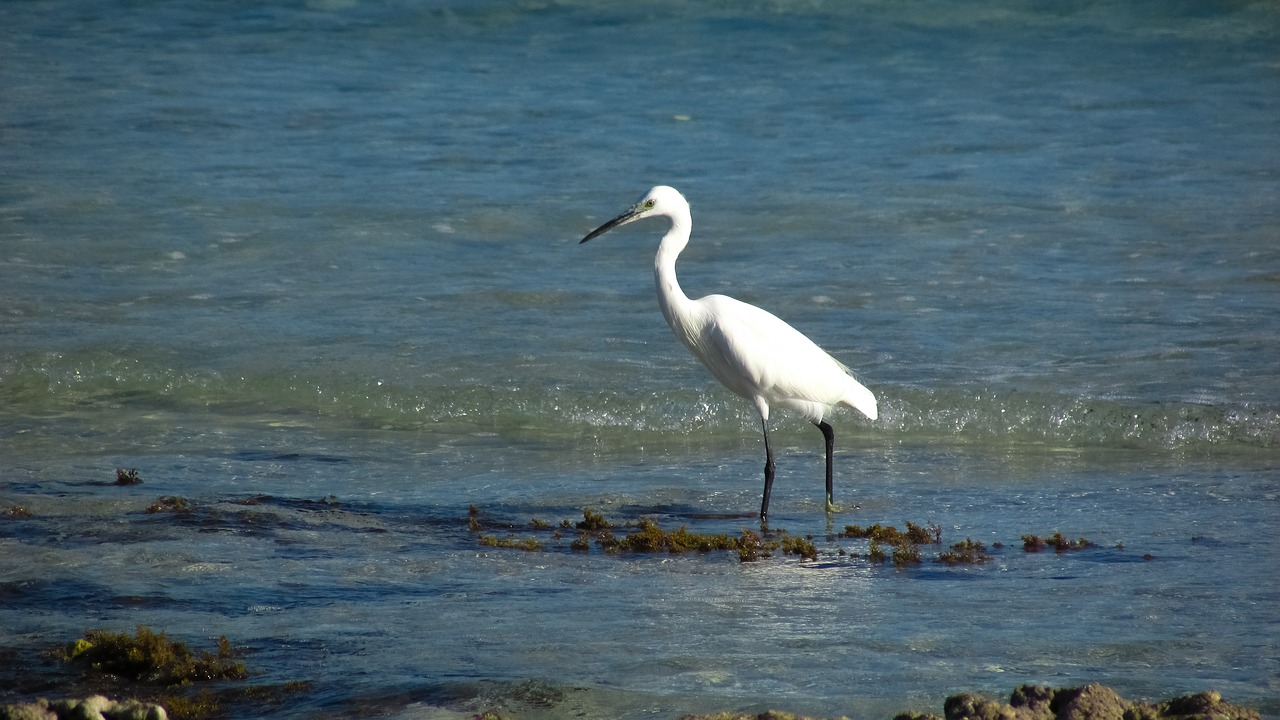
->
[824,495,842,514]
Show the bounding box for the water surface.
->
[2,1,1278,718]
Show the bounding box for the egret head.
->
[580,186,687,244]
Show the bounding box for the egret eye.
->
[644,199,656,209]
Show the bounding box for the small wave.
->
[879,387,1278,451]
[2,350,1274,453]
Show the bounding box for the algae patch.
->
[841,521,940,545]
[937,539,993,565]
[46,626,313,719]
[844,521,939,567]
[576,508,611,531]
[468,508,817,562]
[1022,532,1095,553]
[478,534,545,552]
[571,510,817,562]
[62,625,246,686]
[464,508,1126,569]
[144,496,194,515]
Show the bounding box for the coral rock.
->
[939,685,1260,720]
[944,693,1017,720]
[1052,684,1127,720]
[0,700,57,720]
[1,698,166,720]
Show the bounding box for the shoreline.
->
[0,683,1267,720]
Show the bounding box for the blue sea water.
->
[2,1,1278,718]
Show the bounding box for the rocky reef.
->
[0,696,167,720]
[906,684,1259,720]
[679,684,1262,720]
[2,683,1264,720]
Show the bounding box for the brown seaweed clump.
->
[2,627,308,719]
[115,468,143,486]
[63,626,246,687]
[595,520,817,562]
[144,497,194,515]
[576,508,611,531]
[1022,532,1095,553]
[844,521,937,567]
[478,534,545,552]
[936,539,993,566]
[597,519,738,554]
[842,521,940,545]
[466,508,818,562]
[865,539,922,567]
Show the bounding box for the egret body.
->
[581,186,877,522]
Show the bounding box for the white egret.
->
[581,186,877,522]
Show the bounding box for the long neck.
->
[653,211,695,334]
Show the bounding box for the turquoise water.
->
[2,1,1278,718]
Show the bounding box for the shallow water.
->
[2,1,1278,718]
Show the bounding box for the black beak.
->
[580,205,642,244]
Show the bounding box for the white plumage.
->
[581,185,876,522]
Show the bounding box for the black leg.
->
[759,418,776,523]
[817,420,836,511]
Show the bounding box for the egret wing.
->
[699,295,876,421]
